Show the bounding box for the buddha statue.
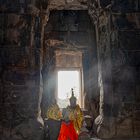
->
[66,88,84,134]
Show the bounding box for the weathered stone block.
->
[12,119,44,140]
[116,118,133,137]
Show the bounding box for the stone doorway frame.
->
[40,3,113,138]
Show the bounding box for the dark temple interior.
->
[0,0,140,140]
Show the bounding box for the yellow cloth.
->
[66,105,83,134]
[47,104,62,120]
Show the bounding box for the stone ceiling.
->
[48,0,88,10]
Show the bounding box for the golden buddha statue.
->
[66,88,84,134]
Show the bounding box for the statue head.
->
[69,88,77,108]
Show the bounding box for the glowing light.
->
[57,71,80,108]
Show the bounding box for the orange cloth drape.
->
[58,121,78,140]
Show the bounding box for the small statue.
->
[65,88,84,134]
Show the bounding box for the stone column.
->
[88,1,115,138]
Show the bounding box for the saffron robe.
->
[58,121,78,140]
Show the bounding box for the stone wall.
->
[0,1,46,139]
[89,0,140,138]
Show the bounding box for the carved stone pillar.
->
[88,2,115,138]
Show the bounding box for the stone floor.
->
[105,138,140,140]
[90,138,140,140]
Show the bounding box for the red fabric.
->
[58,121,78,140]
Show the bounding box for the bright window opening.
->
[57,70,80,108]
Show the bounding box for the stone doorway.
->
[42,10,99,118]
